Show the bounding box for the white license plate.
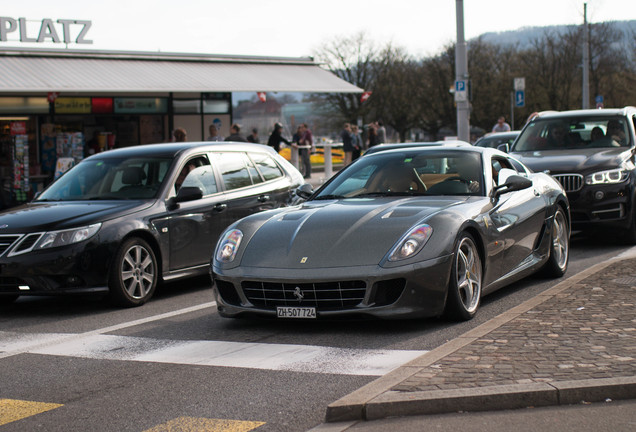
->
[276,306,316,319]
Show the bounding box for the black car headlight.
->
[585,168,629,185]
[388,224,433,262]
[215,229,243,263]
[35,223,101,250]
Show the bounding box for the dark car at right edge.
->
[508,107,636,241]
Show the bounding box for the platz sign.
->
[0,17,92,45]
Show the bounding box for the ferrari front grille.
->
[552,174,583,193]
[242,280,366,310]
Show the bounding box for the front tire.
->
[445,232,482,321]
[109,237,158,307]
[542,207,569,277]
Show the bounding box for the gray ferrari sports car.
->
[211,146,570,321]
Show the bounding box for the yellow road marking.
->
[144,417,265,432]
[0,399,63,426]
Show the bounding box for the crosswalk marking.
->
[0,331,426,376]
[143,417,265,432]
[0,399,63,426]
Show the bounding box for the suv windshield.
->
[513,116,631,151]
[36,157,172,201]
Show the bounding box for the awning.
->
[0,48,362,94]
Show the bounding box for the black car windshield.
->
[36,157,173,201]
[513,116,632,151]
[314,150,484,199]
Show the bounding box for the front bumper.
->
[212,254,453,320]
[567,181,635,230]
[0,241,112,297]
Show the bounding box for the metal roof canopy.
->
[0,47,362,94]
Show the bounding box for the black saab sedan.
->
[0,142,304,306]
[212,146,570,321]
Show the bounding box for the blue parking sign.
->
[515,90,525,107]
[455,80,466,92]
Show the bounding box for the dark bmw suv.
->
[0,142,304,306]
[509,107,636,241]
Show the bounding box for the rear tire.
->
[445,232,482,321]
[542,207,569,277]
[108,237,158,307]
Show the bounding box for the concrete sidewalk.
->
[311,249,636,430]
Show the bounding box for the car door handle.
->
[258,195,270,202]
[214,203,227,212]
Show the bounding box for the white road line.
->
[0,301,216,360]
[0,331,425,376]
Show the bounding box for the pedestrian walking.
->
[173,127,187,142]
[351,125,362,161]
[246,128,260,143]
[206,124,223,141]
[341,122,353,166]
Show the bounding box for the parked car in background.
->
[474,131,520,149]
[212,146,569,321]
[509,107,636,242]
[363,140,471,155]
[0,142,304,306]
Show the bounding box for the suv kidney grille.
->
[552,174,583,192]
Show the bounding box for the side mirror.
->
[295,183,314,200]
[497,143,510,153]
[492,175,532,198]
[175,186,203,203]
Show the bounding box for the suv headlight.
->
[388,224,433,262]
[215,229,243,263]
[35,223,101,250]
[585,169,629,185]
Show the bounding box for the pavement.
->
[307,246,636,431]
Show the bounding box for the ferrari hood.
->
[239,197,463,268]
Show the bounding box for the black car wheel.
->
[109,237,158,307]
[542,207,569,277]
[445,232,482,321]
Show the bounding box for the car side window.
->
[174,156,212,195]
[249,152,284,181]
[213,152,253,191]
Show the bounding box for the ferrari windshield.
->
[513,116,632,151]
[36,157,173,201]
[315,150,484,198]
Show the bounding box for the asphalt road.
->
[0,232,629,432]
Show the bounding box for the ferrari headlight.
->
[388,224,433,262]
[585,168,629,185]
[35,223,101,250]
[215,229,243,263]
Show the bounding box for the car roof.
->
[532,106,636,119]
[364,144,502,158]
[84,141,276,160]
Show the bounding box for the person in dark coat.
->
[267,123,290,152]
[225,123,248,142]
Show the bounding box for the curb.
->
[324,251,636,423]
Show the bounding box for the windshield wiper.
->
[313,194,345,200]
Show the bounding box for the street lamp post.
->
[455,0,470,142]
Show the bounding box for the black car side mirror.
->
[167,186,203,210]
[295,183,314,200]
[492,175,532,199]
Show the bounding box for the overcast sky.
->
[1,0,634,58]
